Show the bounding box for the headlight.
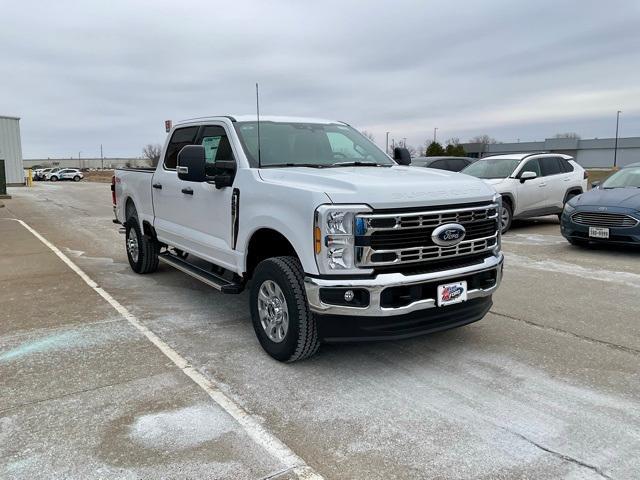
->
[314,204,371,275]
[563,202,576,214]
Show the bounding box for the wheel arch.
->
[563,187,583,204]
[244,228,301,279]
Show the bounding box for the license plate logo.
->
[437,281,467,307]
[589,227,609,239]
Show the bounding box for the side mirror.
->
[519,171,537,183]
[177,145,206,182]
[393,147,411,165]
[591,181,600,189]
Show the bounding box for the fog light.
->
[344,290,354,302]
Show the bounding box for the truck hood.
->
[482,178,507,186]
[258,166,496,209]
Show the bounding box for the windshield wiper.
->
[261,163,326,169]
[329,161,387,167]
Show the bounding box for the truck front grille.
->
[355,203,499,269]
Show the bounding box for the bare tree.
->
[142,144,162,167]
[553,132,581,139]
[469,134,497,144]
[445,137,461,146]
[361,130,375,142]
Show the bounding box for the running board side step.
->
[158,253,243,294]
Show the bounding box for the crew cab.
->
[462,153,587,232]
[113,115,504,362]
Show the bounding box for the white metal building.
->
[0,115,24,185]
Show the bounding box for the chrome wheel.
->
[257,280,289,343]
[126,229,139,263]
[501,206,510,231]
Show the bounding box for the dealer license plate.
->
[437,281,467,307]
[589,227,609,239]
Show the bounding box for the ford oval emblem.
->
[432,223,466,247]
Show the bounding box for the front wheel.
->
[50,176,58,182]
[500,203,513,233]
[250,256,320,362]
[73,175,81,182]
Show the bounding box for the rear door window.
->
[540,157,563,176]
[164,126,199,169]
[560,158,574,172]
[429,159,449,170]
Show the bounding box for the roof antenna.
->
[256,82,262,168]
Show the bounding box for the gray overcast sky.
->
[2,0,640,158]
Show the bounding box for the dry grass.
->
[83,170,115,183]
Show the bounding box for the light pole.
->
[433,127,438,143]
[100,144,104,170]
[78,151,82,169]
[402,137,407,148]
[613,110,621,168]
[385,131,390,154]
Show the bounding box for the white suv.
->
[49,168,84,182]
[462,153,587,232]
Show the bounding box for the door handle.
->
[152,183,162,189]
[181,187,194,195]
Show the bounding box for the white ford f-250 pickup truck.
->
[113,115,504,362]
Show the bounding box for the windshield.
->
[233,121,393,168]
[602,167,640,188]
[462,158,521,179]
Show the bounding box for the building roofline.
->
[0,115,20,120]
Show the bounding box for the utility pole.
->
[78,151,81,169]
[385,132,390,154]
[100,144,104,170]
[613,110,621,168]
[433,127,438,143]
[402,137,407,148]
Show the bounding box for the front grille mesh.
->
[356,203,500,268]
[571,212,638,228]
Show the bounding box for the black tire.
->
[250,256,320,362]
[500,202,513,233]
[125,215,159,274]
[73,175,81,182]
[50,176,58,182]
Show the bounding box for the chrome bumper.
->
[305,252,503,317]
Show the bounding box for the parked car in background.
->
[44,168,63,180]
[49,168,84,182]
[411,156,475,172]
[462,153,588,232]
[561,163,640,247]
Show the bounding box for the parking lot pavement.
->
[2,182,640,479]
[0,218,312,480]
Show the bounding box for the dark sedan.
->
[561,164,640,246]
[410,156,475,172]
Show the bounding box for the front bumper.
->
[561,209,640,246]
[304,252,503,317]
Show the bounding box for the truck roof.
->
[175,115,347,126]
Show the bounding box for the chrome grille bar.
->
[356,203,500,268]
[571,212,639,228]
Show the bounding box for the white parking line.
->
[9,218,324,480]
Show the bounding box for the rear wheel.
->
[50,176,58,182]
[73,175,81,182]
[125,215,159,274]
[250,256,320,362]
